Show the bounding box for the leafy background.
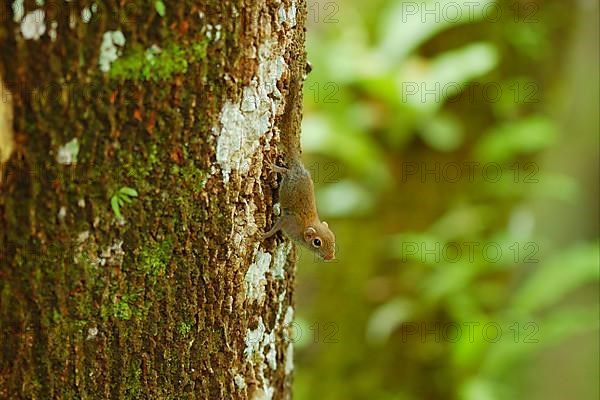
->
[294,0,599,399]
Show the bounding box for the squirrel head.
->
[303,221,335,261]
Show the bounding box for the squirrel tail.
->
[278,65,304,166]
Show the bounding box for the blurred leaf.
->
[477,170,579,203]
[154,1,166,17]
[317,180,375,218]
[460,377,501,400]
[481,307,599,375]
[376,0,495,65]
[399,42,499,115]
[419,112,464,151]
[387,232,442,262]
[527,172,580,203]
[513,241,599,314]
[491,77,541,118]
[302,113,391,188]
[474,116,558,163]
[307,7,372,83]
[429,205,492,240]
[503,22,548,60]
[507,207,536,240]
[449,315,491,369]
[366,298,413,345]
[421,262,479,302]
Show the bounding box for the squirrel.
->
[262,63,336,261]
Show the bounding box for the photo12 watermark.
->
[401,321,540,343]
[398,2,539,24]
[401,81,540,105]
[401,162,540,184]
[399,241,540,264]
[307,82,340,104]
[308,1,341,24]
[307,161,344,184]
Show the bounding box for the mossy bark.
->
[0,1,305,398]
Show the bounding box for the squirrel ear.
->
[303,227,317,241]
[322,221,328,227]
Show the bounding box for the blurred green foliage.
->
[295,0,599,399]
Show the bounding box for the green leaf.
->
[459,377,502,400]
[481,307,599,375]
[513,241,599,314]
[119,195,132,204]
[119,187,138,197]
[111,196,123,219]
[377,0,496,65]
[399,42,499,115]
[316,180,375,218]
[420,112,464,152]
[366,298,413,345]
[154,1,166,17]
[474,116,558,163]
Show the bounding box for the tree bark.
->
[0,1,305,398]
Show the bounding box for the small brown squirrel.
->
[262,65,336,261]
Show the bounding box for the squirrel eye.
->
[312,238,322,248]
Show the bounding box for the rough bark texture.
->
[0,1,305,398]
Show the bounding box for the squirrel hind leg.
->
[272,164,289,174]
[264,154,290,174]
[261,217,283,240]
[261,214,295,241]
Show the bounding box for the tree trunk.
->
[0,1,305,398]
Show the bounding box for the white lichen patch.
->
[244,248,272,304]
[86,326,98,340]
[284,343,294,375]
[281,304,295,342]
[81,7,92,23]
[12,0,24,22]
[273,203,281,216]
[98,30,126,72]
[264,329,277,370]
[20,9,46,40]
[81,3,97,23]
[277,2,297,27]
[57,206,67,221]
[48,20,57,41]
[56,138,79,165]
[241,86,258,112]
[77,230,90,243]
[271,241,292,279]
[244,316,278,400]
[251,386,275,400]
[234,373,246,390]
[98,240,124,267]
[283,306,294,328]
[244,317,267,361]
[215,40,287,182]
[244,316,277,369]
